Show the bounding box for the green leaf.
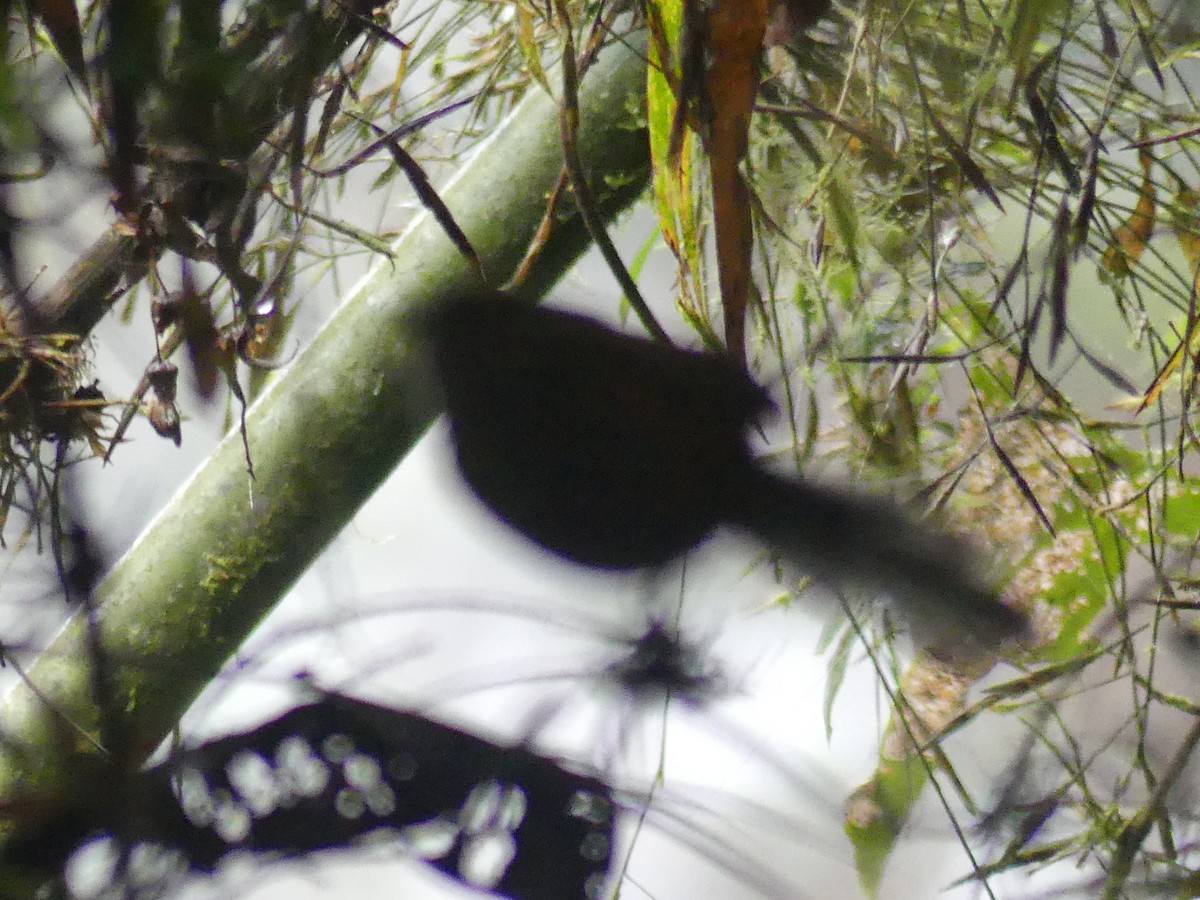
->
[822,169,861,275]
[1163,487,1200,538]
[823,624,855,742]
[1006,0,1070,79]
[845,746,930,897]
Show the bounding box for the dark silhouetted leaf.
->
[1047,193,1071,363]
[19,695,617,900]
[26,0,86,83]
[1024,53,1080,192]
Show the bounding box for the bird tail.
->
[729,468,1027,647]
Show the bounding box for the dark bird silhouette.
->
[421,292,1026,644]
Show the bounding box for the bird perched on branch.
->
[421,292,1026,645]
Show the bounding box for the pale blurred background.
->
[6,3,1200,900]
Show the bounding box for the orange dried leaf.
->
[1141,186,1200,412]
[1101,146,1156,276]
[1139,338,1184,413]
[1173,187,1200,271]
[701,0,768,366]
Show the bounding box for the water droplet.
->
[584,870,612,899]
[396,818,458,859]
[276,735,329,797]
[225,750,280,816]
[460,781,503,832]
[335,787,366,819]
[366,783,397,816]
[459,829,516,888]
[212,792,252,843]
[175,767,214,826]
[343,752,383,791]
[388,751,418,782]
[496,785,527,831]
[579,830,610,862]
[568,789,613,825]
[321,732,354,763]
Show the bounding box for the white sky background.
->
[13,206,1020,900]
[11,4,1200,900]
[45,249,1052,900]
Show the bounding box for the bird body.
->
[422,293,1025,643]
[425,293,766,569]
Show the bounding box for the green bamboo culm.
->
[0,29,652,856]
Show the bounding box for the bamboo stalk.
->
[0,30,650,841]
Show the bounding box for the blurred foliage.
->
[707,1,1200,896]
[1,0,1200,897]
